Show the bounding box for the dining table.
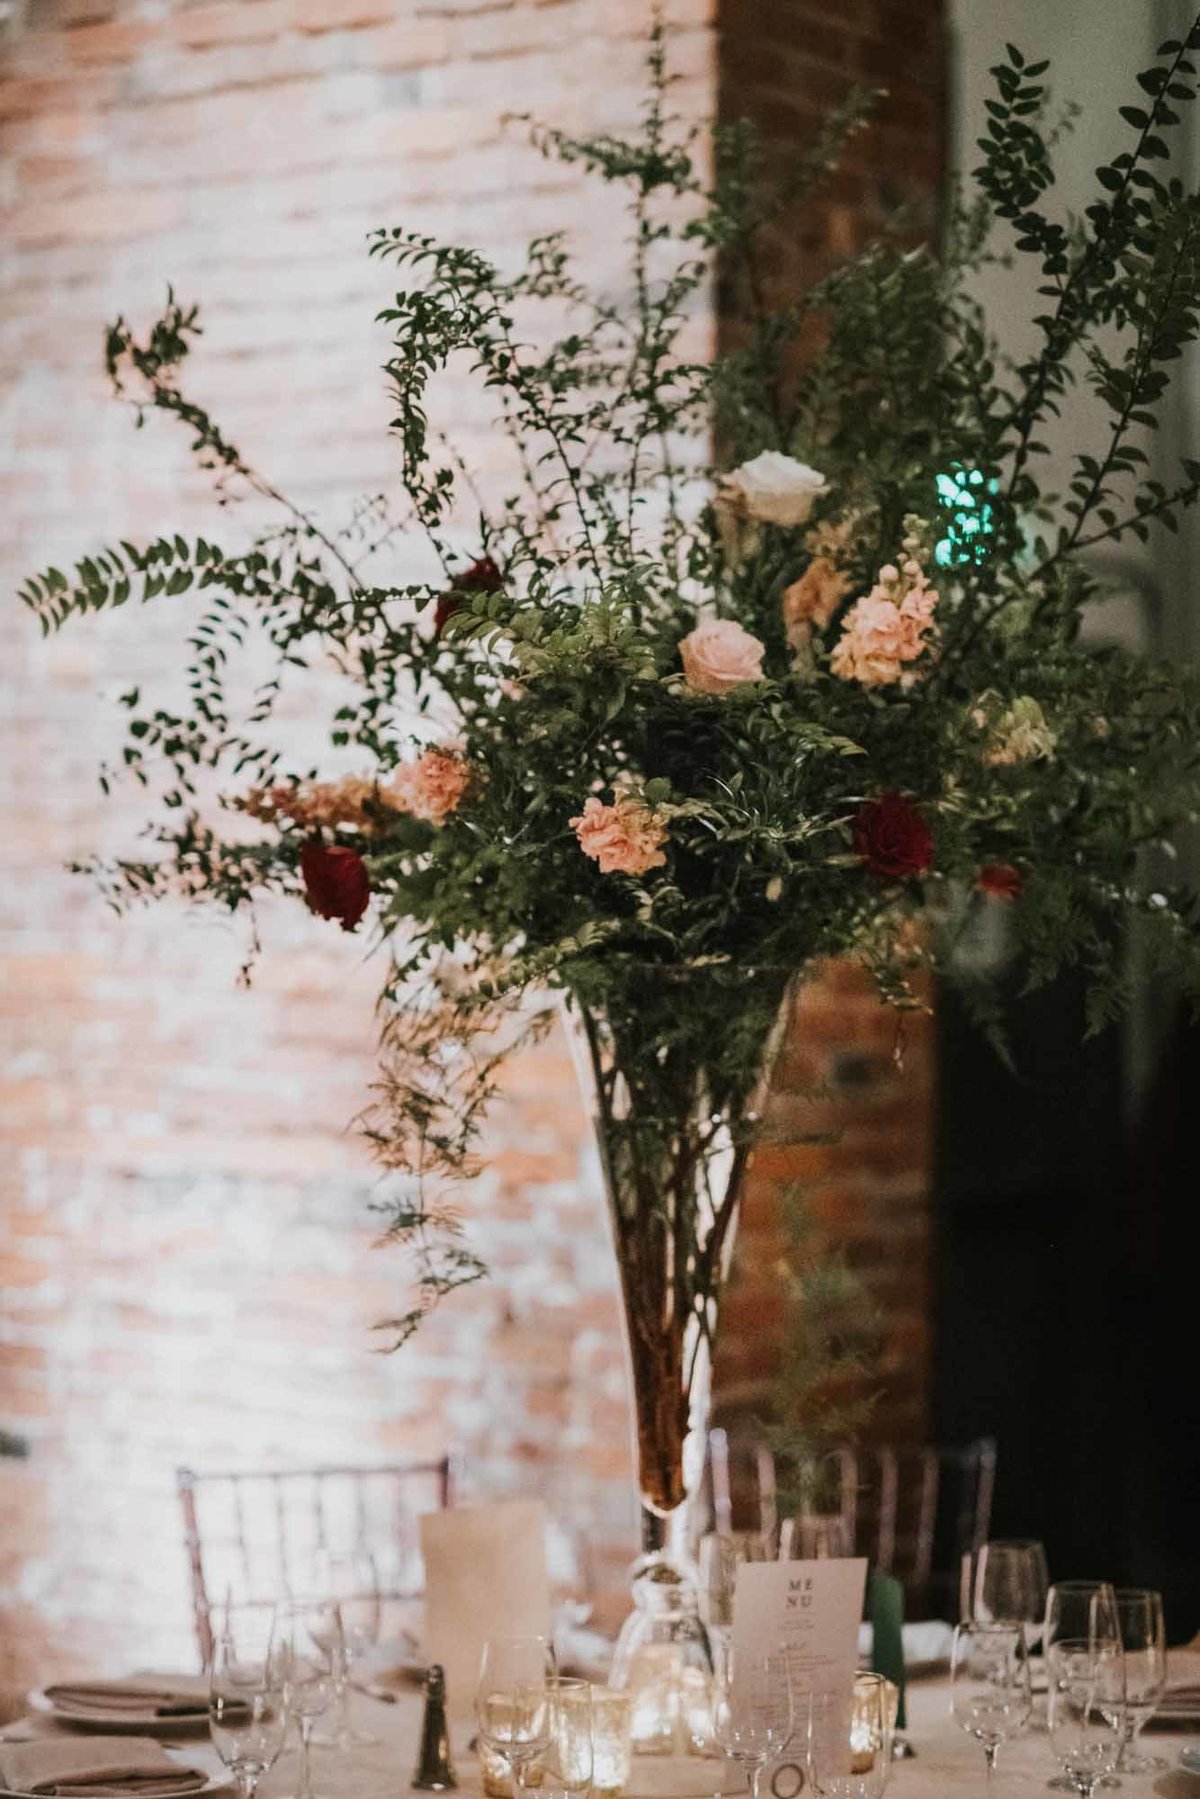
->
[5,1668,1199,1799]
[242,1678,1198,1799]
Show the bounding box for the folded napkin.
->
[0,1736,207,1796]
[41,1681,209,1723]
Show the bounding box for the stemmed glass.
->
[1046,1639,1125,1797]
[474,1636,557,1795]
[713,1647,796,1799]
[273,1599,340,1799]
[520,1677,593,1799]
[806,1675,893,1799]
[208,1606,289,1799]
[1044,1583,1120,1658]
[1114,1588,1167,1775]
[962,1541,1049,1647]
[308,1550,381,1749]
[951,1621,1032,1783]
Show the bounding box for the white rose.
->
[983,696,1057,767]
[720,451,828,529]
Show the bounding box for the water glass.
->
[1046,1639,1125,1797]
[806,1675,893,1799]
[273,1599,340,1799]
[951,1622,1032,1782]
[962,1540,1049,1645]
[526,1678,593,1799]
[698,1531,773,1636]
[713,1648,796,1799]
[209,1622,288,1799]
[475,1636,557,1793]
[1115,1588,1167,1774]
[308,1549,381,1748]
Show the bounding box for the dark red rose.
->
[300,840,370,932]
[433,555,504,636]
[976,862,1023,901]
[852,793,934,881]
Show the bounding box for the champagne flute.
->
[1046,1639,1125,1797]
[308,1549,381,1748]
[962,1541,1049,1647]
[475,1636,557,1793]
[209,1624,289,1799]
[806,1676,893,1799]
[713,1647,796,1799]
[273,1599,340,1799]
[951,1622,1032,1783]
[1114,1588,1166,1775]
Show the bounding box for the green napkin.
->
[868,1567,906,1730]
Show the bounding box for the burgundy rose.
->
[976,862,1023,901]
[433,555,504,636]
[300,840,370,932]
[852,793,934,881]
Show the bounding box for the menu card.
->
[421,1498,552,1722]
[732,1557,867,1767]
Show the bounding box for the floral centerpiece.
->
[19,23,1200,1571]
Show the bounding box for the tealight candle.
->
[590,1686,633,1799]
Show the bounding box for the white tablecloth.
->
[245,1681,1199,1799]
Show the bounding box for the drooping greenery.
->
[18,20,1200,1361]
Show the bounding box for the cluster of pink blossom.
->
[239,749,472,835]
[570,790,669,877]
[385,748,472,823]
[829,559,939,688]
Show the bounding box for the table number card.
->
[732,1556,867,1698]
[421,1498,552,1722]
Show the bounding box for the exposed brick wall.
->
[1,0,944,1691]
[711,0,947,1446]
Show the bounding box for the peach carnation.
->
[570,792,669,877]
[830,559,938,688]
[387,748,472,824]
[679,617,766,695]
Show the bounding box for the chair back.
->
[711,1429,997,1620]
[177,1456,455,1666]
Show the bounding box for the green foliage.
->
[16,16,1200,1336]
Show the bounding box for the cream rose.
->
[679,618,766,695]
[719,451,828,529]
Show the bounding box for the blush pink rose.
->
[570,793,669,876]
[679,618,766,695]
[387,748,472,823]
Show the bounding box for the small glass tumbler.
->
[590,1686,634,1799]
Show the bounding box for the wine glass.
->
[209,1609,289,1799]
[806,1675,893,1799]
[713,1647,796,1799]
[1046,1638,1125,1797]
[1114,1588,1167,1775]
[962,1541,1049,1646]
[521,1677,593,1799]
[475,1636,557,1793]
[951,1621,1032,1783]
[308,1549,381,1748]
[273,1599,340,1799]
[1044,1583,1120,1657]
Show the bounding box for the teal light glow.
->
[934,467,997,567]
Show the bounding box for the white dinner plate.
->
[25,1691,209,1736]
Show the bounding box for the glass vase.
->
[562,964,793,1591]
